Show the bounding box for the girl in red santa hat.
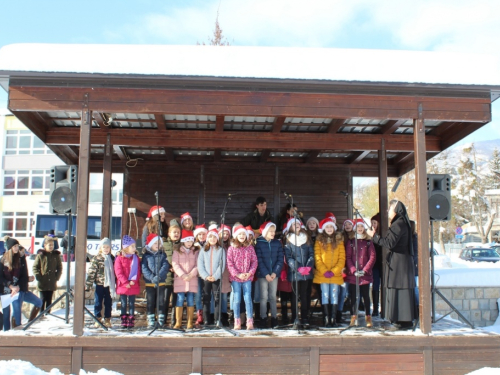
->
[142,205,168,247]
[194,224,208,325]
[180,212,194,231]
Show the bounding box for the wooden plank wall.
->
[122,164,350,241]
[0,346,71,374]
[320,354,424,375]
[433,347,500,375]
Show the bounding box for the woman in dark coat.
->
[367,200,416,329]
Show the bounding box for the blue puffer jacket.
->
[284,233,314,282]
[255,236,284,278]
[141,248,169,286]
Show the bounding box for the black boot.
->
[202,305,210,325]
[322,304,330,328]
[221,312,229,327]
[372,289,380,317]
[253,303,260,322]
[336,309,344,324]
[281,302,289,324]
[330,304,338,327]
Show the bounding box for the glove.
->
[151,276,159,285]
[354,270,365,277]
[302,267,312,275]
[323,271,334,278]
[297,267,306,276]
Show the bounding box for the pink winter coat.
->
[114,253,142,296]
[227,244,258,283]
[172,247,199,293]
[345,236,376,286]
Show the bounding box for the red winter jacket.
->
[345,236,376,286]
[114,253,142,296]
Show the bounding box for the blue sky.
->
[1,0,499,143]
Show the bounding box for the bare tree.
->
[197,9,231,46]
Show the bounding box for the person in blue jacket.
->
[255,222,284,328]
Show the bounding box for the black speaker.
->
[427,174,451,221]
[49,165,78,214]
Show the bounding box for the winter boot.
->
[173,307,183,329]
[336,310,345,324]
[281,301,289,324]
[246,317,254,330]
[330,304,338,327]
[253,303,260,323]
[322,304,330,328]
[158,314,166,327]
[271,317,279,328]
[366,315,373,328]
[349,315,356,327]
[196,309,204,325]
[372,289,380,317]
[202,305,211,325]
[29,307,40,322]
[186,307,195,330]
[104,318,112,328]
[94,317,103,328]
[234,317,242,330]
[11,317,18,329]
[170,306,176,328]
[127,315,135,328]
[221,312,229,327]
[147,314,156,328]
[120,314,128,328]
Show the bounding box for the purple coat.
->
[345,237,376,285]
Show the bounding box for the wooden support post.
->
[414,114,432,334]
[378,139,388,319]
[101,133,112,238]
[310,347,320,375]
[192,347,202,374]
[73,97,92,336]
[71,346,83,375]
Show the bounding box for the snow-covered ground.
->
[433,253,500,287]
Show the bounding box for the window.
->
[4,130,54,155]
[2,170,51,196]
[1,212,35,239]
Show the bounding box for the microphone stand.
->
[198,193,236,336]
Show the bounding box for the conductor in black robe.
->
[367,200,416,329]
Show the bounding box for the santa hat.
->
[218,224,231,235]
[318,218,337,233]
[325,212,337,223]
[146,205,165,221]
[207,229,219,241]
[194,224,207,238]
[342,219,354,230]
[232,225,248,239]
[260,222,276,238]
[181,229,195,243]
[208,223,218,231]
[246,225,254,236]
[180,212,192,225]
[306,217,319,228]
[285,218,304,233]
[354,218,368,229]
[146,233,163,248]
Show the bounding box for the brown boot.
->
[173,307,183,329]
[95,317,103,328]
[11,317,18,329]
[366,315,373,328]
[29,307,40,322]
[186,306,195,330]
[349,316,356,327]
[104,318,112,328]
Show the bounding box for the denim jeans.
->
[258,277,278,319]
[211,292,227,313]
[176,292,195,307]
[320,283,339,305]
[337,283,346,310]
[94,285,112,318]
[231,281,252,318]
[195,277,203,310]
[120,294,136,315]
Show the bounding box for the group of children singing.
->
[81,203,379,331]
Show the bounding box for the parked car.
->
[490,245,500,256]
[458,248,500,263]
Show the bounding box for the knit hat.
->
[218,225,231,235]
[180,212,192,225]
[318,218,337,233]
[306,217,319,228]
[207,229,219,241]
[169,218,180,228]
[342,219,354,230]
[246,225,254,236]
[5,237,19,251]
[371,213,381,224]
[355,218,368,229]
[146,233,163,248]
[122,235,136,248]
[146,205,165,221]
[260,222,276,238]
[181,229,195,243]
[285,218,303,233]
[100,237,111,248]
[325,212,336,223]
[194,224,207,238]
[232,225,248,239]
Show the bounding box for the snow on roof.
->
[1,43,500,87]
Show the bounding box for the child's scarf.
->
[104,254,116,298]
[125,253,139,281]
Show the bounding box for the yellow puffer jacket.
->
[313,236,345,285]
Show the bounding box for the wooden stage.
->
[2,321,500,375]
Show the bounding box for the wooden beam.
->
[213,149,221,162]
[440,122,486,150]
[101,133,112,238]
[393,152,413,165]
[45,128,442,153]
[10,86,492,122]
[215,115,224,132]
[113,145,127,161]
[428,121,457,136]
[381,119,406,135]
[93,112,107,129]
[378,139,388,320]
[272,116,285,133]
[165,148,175,161]
[348,150,371,164]
[12,111,47,142]
[58,145,79,165]
[260,150,270,163]
[305,150,320,163]
[154,114,167,131]
[414,115,432,335]
[73,98,91,336]
[328,118,346,133]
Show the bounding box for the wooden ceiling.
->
[6,78,494,177]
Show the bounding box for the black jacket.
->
[241,209,273,230]
[1,254,29,292]
[372,215,415,289]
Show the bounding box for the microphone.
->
[154,191,159,198]
[340,191,348,197]
[282,191,292,198]
[228,193,239,197]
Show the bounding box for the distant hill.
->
[433,138,500,172]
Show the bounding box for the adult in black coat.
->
[241,197,274,232]
[367,200,416,329]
